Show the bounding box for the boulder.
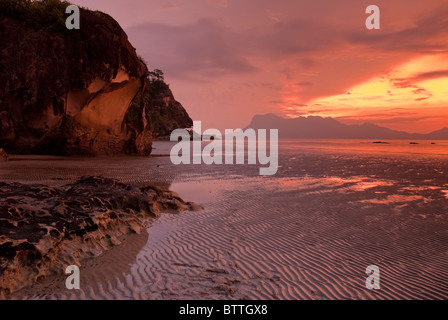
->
[0,176,202,296]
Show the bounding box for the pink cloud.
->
[266,9,281,23]
[158,3,180,12]
[70,0,448,132]
[205,0,228,8]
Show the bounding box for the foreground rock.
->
[0,1,192,155]
[0,176,201,296]
[0,148,7,161]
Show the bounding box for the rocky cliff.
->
[0,0,192,155]
[0,176,202,296]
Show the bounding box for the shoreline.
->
[0,176,201,297]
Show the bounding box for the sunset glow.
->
[281,55,448,132]
[2,0,448,303]
[71,0,448,133]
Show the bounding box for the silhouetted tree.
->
[149,69,164,81]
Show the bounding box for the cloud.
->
[370,116,433,124]
[336,114,435,124]
[299,58,316,69]
[414,70,448,81]
[70,0,448,133]
[388,76,433,101]
[205,0,228,8]
[347,6,448,53]
[257,19,343,56]
[415,97,430,101]
[266,9,281,23]
[157,3,180,12]
[392,69,448,89]
[127,3,448,103]
[127,19,257,79]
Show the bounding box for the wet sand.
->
[3,141,448,299]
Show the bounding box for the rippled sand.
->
[4,141,448,300]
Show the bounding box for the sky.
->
[72,0,448,133]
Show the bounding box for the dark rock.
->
[0,176,202,296]
[144,79,193,138]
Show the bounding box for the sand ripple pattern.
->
[7,143,448,300]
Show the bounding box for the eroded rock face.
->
[0,148,7,161]
[0,176,201,296]
[145,79,194,138]
[0,2,192,155]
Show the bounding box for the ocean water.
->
[279,139,448,156]
[1,139,448,188]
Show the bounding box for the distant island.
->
[245,114,448,140]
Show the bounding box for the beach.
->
[2,139,448,300]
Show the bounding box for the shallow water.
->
[3,140,448,300]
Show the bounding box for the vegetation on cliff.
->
[126,70,193,139]
[0,0,70,31]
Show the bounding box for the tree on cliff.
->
[149,69,165,82]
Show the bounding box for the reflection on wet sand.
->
[0,154,178,188]
[12,230,150,299]
[4,140,448,300]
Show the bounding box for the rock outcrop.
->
[0,148,7,161]
[0,0,192,155]
[0,176,202,296]
[142,77,194,139]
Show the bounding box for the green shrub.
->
[0,0,73,31]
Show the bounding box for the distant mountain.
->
[245,114,448,140]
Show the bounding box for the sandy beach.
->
[2,140,448,300]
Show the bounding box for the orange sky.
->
[282,55,448,132]
[73,0,448,133]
